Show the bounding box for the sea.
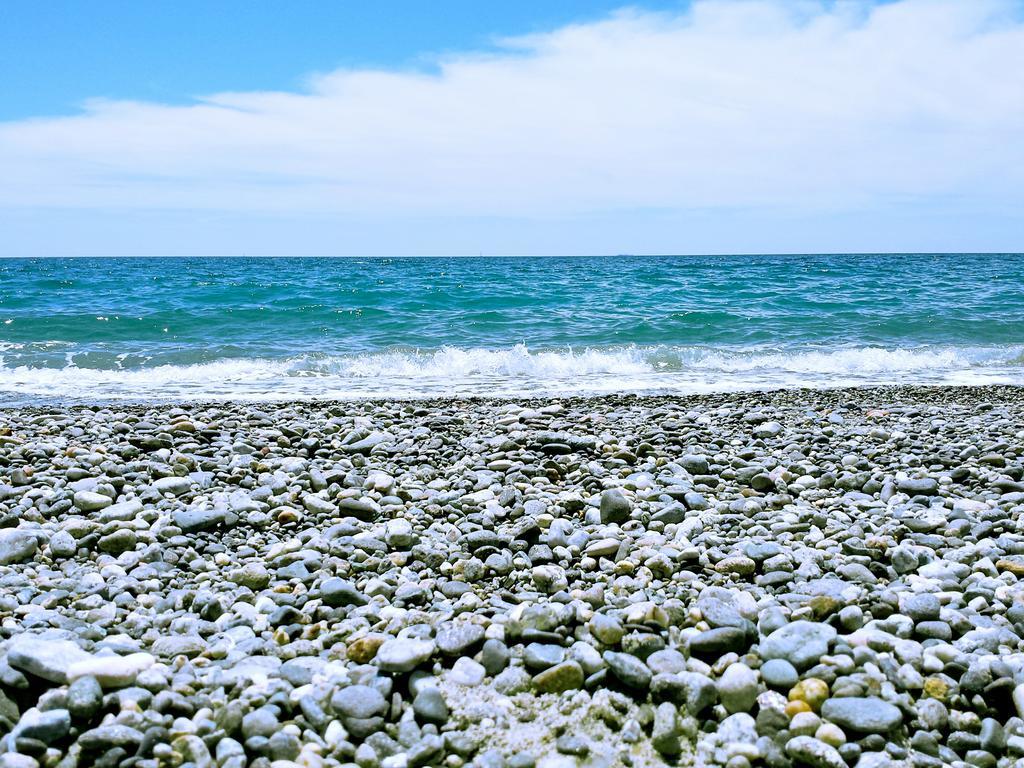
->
[1,254,1022,405]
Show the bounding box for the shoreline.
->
[1,384,1023,766]
[4,381,1024,412]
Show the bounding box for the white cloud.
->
[1,0,1022,222]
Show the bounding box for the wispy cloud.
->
[2,0,1022,223]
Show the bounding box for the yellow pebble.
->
[788,678,830,712]
[923,676,950,702]
[785,699,812,717]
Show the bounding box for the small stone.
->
[652,702,682,756]
[790,711,822,737]
[917,698,948,731]
[785,735,846,768]
[901,593,941,622]
[436,622,485,657]
[689,627,748,657]
[449,657,486,686]
[331,685,387,719]
[172,507,226,534]
[589,613,624,645]
[228,563,271,589]
[816,723,847,748]
[493,666,532,695]
[153,476,191,496]
[48,530,77,558]
[716,556,756,577]
[480,639,510,676]
[718,663,758,713]
[151,636,205,658]
[97,529,137,554]
[761,659,799,689]
[524,643,564,670]
[376,638,435,673]
[602,651,652,689]
[789,678,830,712]
[67,675,103,720]
[533,661,584,694]
[897,477,938,496]
[385,518,415,548]
[241,707,279,739]
[413,688,448,724]
[347,634,386,663]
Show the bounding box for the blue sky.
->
[1,0,1022,256]
[0,1,683,120]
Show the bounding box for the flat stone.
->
[524,643,565,670]
[67,652,154,689]
[153,476,192,496]
[73,491,112,512]
[820,697,903,734]
[77,724,144,750]
[761,621,836,670]
[172,507,226,534]
[533,661,584,693]
[602,651,651,689]
[8,637,92,684]
[689,627,748,657]
[151,636,206,658]
[436,622,485,656]
[14,708,71,742]
[375,638,435,673]
[897,477,939,496]
[321,577,369,607]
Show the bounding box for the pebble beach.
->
[2,385,1024,768]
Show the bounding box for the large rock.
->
[73,490,112,512]
[67,653,155,689]
[600,489,632,524]
[820,697,903,734]
[172,507,228,534]
[760,621,836,670]
[0,529,38,565]
[8,637,93,684]
[153,476,192,496]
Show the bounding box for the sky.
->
[1,0,1022,256]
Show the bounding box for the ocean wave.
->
[1,344,1023,403]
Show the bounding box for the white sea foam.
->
[2,344,1022,404]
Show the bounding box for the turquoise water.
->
[1,254,1022,402]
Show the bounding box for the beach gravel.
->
[1,385,1024,767]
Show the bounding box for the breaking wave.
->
[2,343,1023,404]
